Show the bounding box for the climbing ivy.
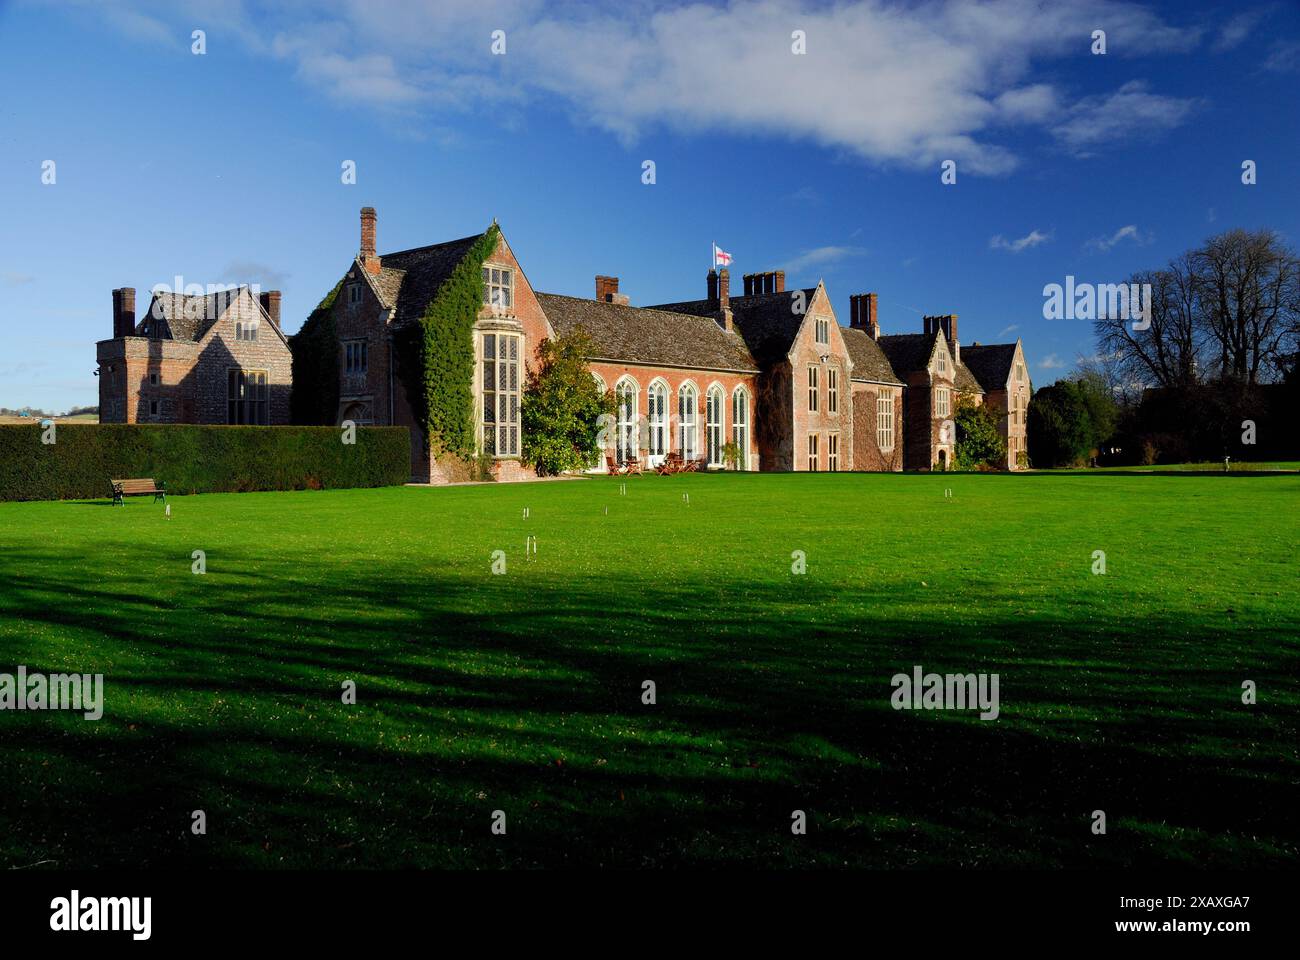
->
[396,225,500,458]
[289,281,343,425]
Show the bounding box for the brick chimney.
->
[360,207,380,275]
[742,273,755,296]
[718,268,730,310]
[773,270,785,293]
[850,293,880,340]
[259,290,282,327]
[112,287,136,338]
[707,268,719,303]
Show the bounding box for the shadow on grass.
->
[0,541,1296,870]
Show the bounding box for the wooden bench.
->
[110,477,166,506]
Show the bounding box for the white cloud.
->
[1051,81,1199,154]
[1085,224,1150,252]
[223,261,291,291]
[64,0,1205,174]
[785,245,869,274]
[1213,10,1266,52]
[1038,353,1064,369]
[990,229,1051,253]
[998,324,1020,337]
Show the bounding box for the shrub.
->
[521,331,615,476]
[953,396,1007,470]
[0,424,411,501]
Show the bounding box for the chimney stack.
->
[260,290,282,327]
[849,293,881,339]
[743,273,755,296]
[360,207,380,275]
[718,268,730,310]
[707,268,719,303]
[112,287,136,338]
[866,293,879,340]
[774,270,785,293]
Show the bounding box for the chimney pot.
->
[360,207,380,275]
[112,287,136,338]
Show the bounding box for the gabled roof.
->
[138,286,278,343]
[363,233,487,326]
[877,330,984,394]
[646,289,819,367]
[536,293,758,372]
[961,342,1019,392]
[841,326,903,384]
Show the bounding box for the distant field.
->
[0,414,98,424]
[0,472,1296,868]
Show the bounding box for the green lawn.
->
[1,473,1297,869]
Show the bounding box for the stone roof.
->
[877,331,984,394]
[877,332,939,378]
[646,289,819,367]
[961,343,1019,392]
[369,234,486,326]
[840,326,903,384]
[138,286,273,342]
[536,293,758,372]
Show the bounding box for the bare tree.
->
[1192,229,1300,384]
[1094,263,1201,391]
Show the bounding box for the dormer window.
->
[235,321,258,341]
[483,266,512,309]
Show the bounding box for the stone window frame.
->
[807,432,819,472]
[827,367,838,414]
[705,382,725,467]
[481,263,513,311]
[235,321,259,342]
[807,365,819,412]
[614,376,639,466]
[226,367,269,426]
[814,317,830,345]
[344,339,369,374]
[646,378,669,460]
[347,282,363,307]
[827,432,839,471]
[677,380,700,461]
[936,387,951,419]
[481,331,521,458]
[876,391,895,451]
[731,386,750,470]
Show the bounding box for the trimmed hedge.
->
[0,424,411,501]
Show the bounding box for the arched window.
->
[706,385,725,467]
[732,387,750,471]
[615,378,639,465]
[647,380,668,462]
[678,382,699,460]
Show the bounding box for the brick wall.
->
[850,382,904,471]
[191,290,293,425]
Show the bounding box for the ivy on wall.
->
[289,281,343,425]
[396,225,499,458]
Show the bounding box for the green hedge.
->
[0,424,411,501]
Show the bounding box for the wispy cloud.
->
[785,245,868,274]
[1213,9,1267,52]
[990,230,1051,253]
[998,324,1020,337]
[1038,353,1065,370]
[2,272,35,287]
[1051,81,1199,154]
[1085,224,1151,252]
[1262,40,1300,73]
[66,0,1205,177]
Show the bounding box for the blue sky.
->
[2,0,1298,411]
